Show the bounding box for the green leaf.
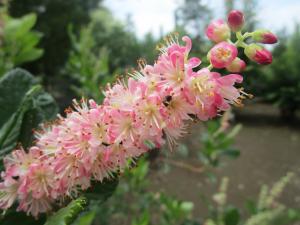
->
[245,199,258,215]
[14,48,44,66]
[45,197,87,225]
[4,13,37,39]
[0,69,58,168]
[0,69,36,127]
[227,124,242,139]
[224,207,240,225]
[0,85,41,158]
[180,202,194,213]
[71,210,96,225]
[131,211,150,225]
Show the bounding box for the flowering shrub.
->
[0,11,43,76]
[0,10,278,218]
[203,173,299,225]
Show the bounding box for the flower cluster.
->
[0,10,277,217]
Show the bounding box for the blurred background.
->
[0,0,300,224]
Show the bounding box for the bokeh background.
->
[0,0,300,224]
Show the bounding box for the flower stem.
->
[207,64,213,71]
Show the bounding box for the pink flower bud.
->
[206,19,231,43]
[226,57,246,73]
[227,10,245,32]
[209,42,238,68]
[245,44,272,65]
[252,29,278,44]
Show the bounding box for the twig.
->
[159,158,204,174]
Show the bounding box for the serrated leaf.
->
[0,69,37,127]
[0,85,40,159]
[0,69,58,168]
[45,197,87,225]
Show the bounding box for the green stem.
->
[207,64,213,71]
[234,31,250,48]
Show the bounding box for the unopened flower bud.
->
[245,44,272,65]
[226,57,246,73]
[210,42,238,68]
[227,10,245,32]
[206,19,231,43]
[252,29,278,44]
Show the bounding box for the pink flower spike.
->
[209,42,238,68]
[206,19,231,43]
[0,32,275,217]
[0,176,19,209]
[215,74,243,109]
[226,57,246,73]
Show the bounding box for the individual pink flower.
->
[252,29,278,44]
[162,92,194,126]
[53,152,90,196]
[164,122,187,149]
[35,125,64,156]
[91,150,116,182]
[184,69,218,120]
[0,176,19,209]
[135,94,165,134]
[227,10,245,32]
[245,44,272,65]
[4,147,42,178]
[209,42,238,68]
[110,110,139,144]
[18,194,52,218]
[103,78,144,110]
[206,19,231,43]
[18,162,55,199]
[226,57,246,73]
[135,65,163,94]
[155,36,201,90]
[214,73,243,109]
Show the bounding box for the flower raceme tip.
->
[206,10,277,65]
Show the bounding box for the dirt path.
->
[148,103,300,217]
